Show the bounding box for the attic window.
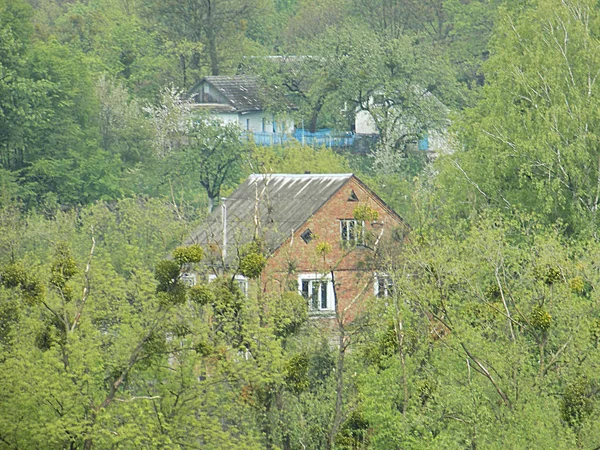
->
[348,190,359,202]
[301,229,314,243]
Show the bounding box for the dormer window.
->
[340,219,364,245]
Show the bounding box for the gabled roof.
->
[190,174,355,265]
[191,75,264,112]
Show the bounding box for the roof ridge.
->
[249,173,353,179]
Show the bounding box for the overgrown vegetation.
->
[3,0,600,448]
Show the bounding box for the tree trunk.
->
[309,96,325,133]
[328,271,345,449]
[328,326,346,449]
[206,24,219,76]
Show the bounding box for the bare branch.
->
[452,159,489,200]
[71,228,95,333]
[495,268,516,342]
[115,396,161,403]
[460,343,512,409]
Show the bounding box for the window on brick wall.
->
[180,273,197,287]
[374,273,394,298]
[208,274,248,297]
[298,273,335,314]
[340,219,364,245]
[301,228,313,243]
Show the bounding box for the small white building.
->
[189,76,295,141]
[354,92,451,154]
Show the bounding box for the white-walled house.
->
[189,76,295,144]
[354,91,452,154]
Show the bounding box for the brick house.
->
[189,173,407,322]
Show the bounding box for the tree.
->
[355,211,600,448]
[146,0,267,80]
[144,88,248,212]
[176,117,248,213]
[0,0,41,171]
[314,24,457,161]
[95,75,153,165]
[444,0,600,236]
[0,200,291,448]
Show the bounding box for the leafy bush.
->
[172,244,204,265]
[189,283,214,306]
[239,252,266,278]
[49,243,78,288]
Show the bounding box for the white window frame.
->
[298,273,335,314]
[208,273,248,297]
[374,273,394,298]
[180,272,197,287]
[235,275,249,297]
[340,219,364,245]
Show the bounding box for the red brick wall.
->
[262,177,405,322]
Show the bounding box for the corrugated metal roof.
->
[190,103,237,114]
[202,76,264,112]
[190,75,297,113]
[189,174,353,266]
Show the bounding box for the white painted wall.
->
[355,110,379,135]
[212,112,239,126]
[211,112,295,134]
[240,111,264,132]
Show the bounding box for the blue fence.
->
[242,129,355,148]
[242,129,429,150]
[242,131,289,146]
[294,129,355,148]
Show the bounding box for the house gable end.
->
[267,175,406,272]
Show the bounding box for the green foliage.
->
[9,0,600,448]
[0,262,45,304]
[188,283,214,306]
[154,259,181,291]
[561,379,593,430]
[171,116,249,212]
[530,305,552,332]
[315,241,332,257]
[154,259,188,305]
[0,201,275,448]
[239,252,266,279]
[172,244,204,265]
[335,410,370,450]
[365,322,399,366]
[49,243,78,288]
[251,141,351,175]
[445,0,600,235]
[353,203,379,222]
[271,292,307,337]
[533,265,562,285]
[569,276,586,294]
[21,276,45,305]
[284,352,310,394]
[0,262,27,288]
[209,276,245,345]
[590,318,600,348]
